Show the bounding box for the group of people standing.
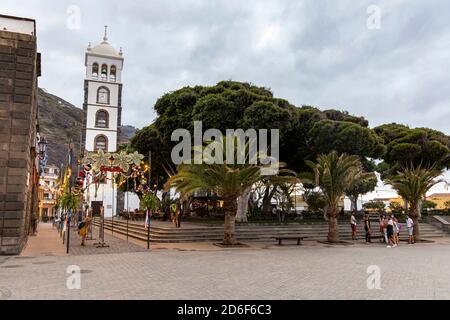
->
[52,209,94,246]
[350,211,415,247]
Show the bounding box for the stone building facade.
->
[0,15,41,255]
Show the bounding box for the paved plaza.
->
[1,223,450,300]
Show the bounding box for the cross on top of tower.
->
[103,25,108,42]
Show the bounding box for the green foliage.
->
[302,190,327,212]
[422,200,438,210]
[58,191,79,211]
[165,136,278,244]
[345,172,378,199]
[323,109,369,127]
[130,124,173,184]
[306,151,369,211]
[389,201,403,212]
[192,94,238,129]
[308,120,385,158]
[140,192,160,212]
[385,166,443,217]
[165,137,265,201]
[375,124,450,176]
[363,200,386,211]
[444,201,450,210]
[132,81,380,180]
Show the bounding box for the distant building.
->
[427,193,450,210]
[372,193,450,212]
[38,165,60,221]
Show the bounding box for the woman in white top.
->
[393,217,399,245]
[406,216,414,244]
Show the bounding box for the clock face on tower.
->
[97,87,109,104]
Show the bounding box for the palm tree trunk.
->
[410,207,420,242]
[327,206,340,242]
[351,195,358,213]
[262,186,276,216]
[236,189,251,223]
[223,196,237,245]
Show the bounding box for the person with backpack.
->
[78,216,92,246]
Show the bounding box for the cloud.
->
[1,0,449,134]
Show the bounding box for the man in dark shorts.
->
[363,212,371,243]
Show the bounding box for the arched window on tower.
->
[97,86,110,104]
[92,63,99,80]
[94,135,108,152]
[95,110,109,128]
[101,64,108,81]
[110,65,116,82]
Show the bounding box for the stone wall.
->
[0,29,39,255]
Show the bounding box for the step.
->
[93,221,446,243]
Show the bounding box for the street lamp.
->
[38,137,47,159]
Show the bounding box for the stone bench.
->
[275,236,307,246]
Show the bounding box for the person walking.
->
[174,204,182,228]
[406,215,414,244]
[378,214,385,243]
[386,215,396,248]
[55,215,61,232]
[363,212,371,243]
[382,215,388,244]
[350,211,357,240]
[78,216,92,246]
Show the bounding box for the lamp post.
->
[37,137,48,176]
[109,154,115,235]
[38,137,47,158]
[66,141,73,255]
[147,151,151,250]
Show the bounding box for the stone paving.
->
[1,236,450,299]
[69,225,147,256]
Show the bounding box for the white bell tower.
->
[82,26,124,217]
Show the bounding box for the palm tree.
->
[306,151,369,242]
[58,191,79,214]
[165,137,268,245]
[385,166,443,241]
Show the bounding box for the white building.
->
[82,28,124,218]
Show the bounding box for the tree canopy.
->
[131,81,386,184]
[374,123,450,177]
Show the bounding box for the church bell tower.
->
[82,26,124,217]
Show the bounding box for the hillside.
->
[37,88,137,167]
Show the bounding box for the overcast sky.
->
[2,0,450,194]
[2,0,450,134]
